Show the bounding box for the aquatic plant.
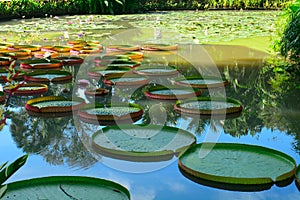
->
[0,155,28,198]
[280,0,300,63]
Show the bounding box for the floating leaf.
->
[3,176,130,200]
[178,143,296,190]
[92,124,195,161]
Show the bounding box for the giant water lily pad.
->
[56,56,84,65]
[145,85,201,100]
[4,83,48,96]
[88,67,132,79]
[142,44,178,51]
[175,97,243,115]
[104,74,149,87]
[178,143,296,190]
[96,59,140,68]
[78,103,143,125]
[92,124,196,161]
[133,66,179,76]
[173,76,229,89]
[106,45,141,51]
[13,44,41,52]
[25,70,72,83]
[20,59,63,69]
[3,176,130,200]
[25,96,85,117]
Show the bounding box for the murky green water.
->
[0,11,299,200]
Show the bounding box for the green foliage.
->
[280,0,300,62]
[0,0,287,19]
[0,155,28,198]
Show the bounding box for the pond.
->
[1,11,299,199]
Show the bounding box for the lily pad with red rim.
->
[85,88,109,97]
[25,70,73,84]
[142,44,178,51]
[56,56,84,65]
[13,44,41,52]
[104,73,149,87]
[173,76,229,89]
[88,66,132,79]
[3,176,130,200]
[4,83,48,96]
[20,59,63,69]
[178,143,296,191]
[144,85,201,100]
[133,65,179,76]
[25,96,85,117]
[106,44,141,52]
[174,96,243,115]
[92,124,196,162]
[78,102,143,125]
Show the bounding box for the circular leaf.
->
[145,85,201,100]
[178,143,296,188]
[92,124,196,161]
[175,97,243,115]
[4,176,130,200]
[173,76,229,89]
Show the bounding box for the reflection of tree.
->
[9,109,97,169]
[221,61,300,153]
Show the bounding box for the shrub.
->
[280,0,300,63]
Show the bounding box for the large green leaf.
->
[175,97,243,115]
[178,143,296,189]
[92,124,195,161]
[3,176,130,200]
[0,155,28,185]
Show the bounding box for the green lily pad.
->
[20,59,63,69]
[104,74,149,87]
[133,66,178,76]
[175,97,243,115]
[145,85,201,100]
[3,176,130,200]
[25,96,85,117]
[92,124,195,161]
[78,102,143,125]
[4,84,48,96]
[88,67,132,79]
[178,143,296,189]
[25,70,72,83]
[173,76,229,89]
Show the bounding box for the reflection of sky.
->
[2,118,299,200]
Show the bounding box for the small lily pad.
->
[3,176,130,200]
[92,124,196,161]
[178,143,296,190]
